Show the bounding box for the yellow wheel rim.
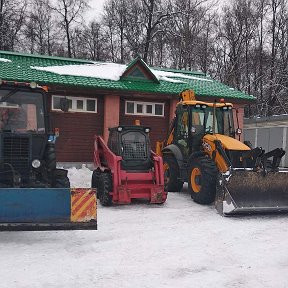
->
[191,167,201,193]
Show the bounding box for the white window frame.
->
[125,100,164,117]
[52,95,97,113]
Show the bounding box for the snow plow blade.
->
[0,188,97,231]
[215,170,288,216]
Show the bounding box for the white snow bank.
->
[67,164,93,188]
[0,57,11,63]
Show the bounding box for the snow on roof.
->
[151,69,213,82]
[31,62,212,83]
[0,58,12,63]
[31,62,127,81]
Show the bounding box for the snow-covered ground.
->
[1,166,288,288]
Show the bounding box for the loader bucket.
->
[0,188,97,231]
[215,170,288,216]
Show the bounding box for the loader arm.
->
[202,134,251,173]
[203,135,288,216]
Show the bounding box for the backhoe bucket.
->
[215,170,288,216]
[0,188,97,231]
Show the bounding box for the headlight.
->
[117,127,123,132]
[30,82,37,89]
[145,128,150,133]
[32,159,41,168]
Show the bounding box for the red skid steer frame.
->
[93,135,167,204]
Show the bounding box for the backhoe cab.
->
[158,89,288,216]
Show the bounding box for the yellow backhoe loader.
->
[156,89,288,215]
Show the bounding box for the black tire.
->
[92,170,101,199]
[163,154,183,192]
[98,172,113,206]
[188,155,218,204]
[91,169,101,188]
[54,176,70,188]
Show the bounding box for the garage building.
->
[0,51,255,164]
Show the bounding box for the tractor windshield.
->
[191,105,235,137]
[0,89,45,133]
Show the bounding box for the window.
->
[146,105,152,114]
[125,101,164,117]
[52,95,97,113]
[77,99,84,110]
[136,104,143,113]
[155,104,163,116]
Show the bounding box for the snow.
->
[31,62,127,81]
[0,57,12,63]
[151,69,213,82]
[1,166,288,288]
[31,63,212,83]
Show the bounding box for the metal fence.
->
[244,115,288,167]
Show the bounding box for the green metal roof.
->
[0,51,255,101]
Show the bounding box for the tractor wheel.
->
[54,176,70,188]
[163,154,183,192]
[98,172,113,206]
[91,169,101,188]
[92,170,101,199]
[45,143,57,171]
[188,155,218,204]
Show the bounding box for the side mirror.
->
[60,98,69,112]
[236,128,242,135]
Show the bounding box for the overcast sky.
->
[87,0,106,20]
[86,0,227,21]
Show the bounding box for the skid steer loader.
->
[0,81,97,230]
[92,124,167,205]
[156,89,288,216]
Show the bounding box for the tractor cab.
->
[0,81,69,188]
[108,125,152,171]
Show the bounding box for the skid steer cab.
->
[157,89,288,216]
[92,125,167,206]
[0,81,97,230]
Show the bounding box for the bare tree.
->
[141,0,170,63]
[103,0,130,63]
[165,0,213,70]
[49,0,89,58]
[84,21,107,61]
[22,0,58,55]
[0,0,27,50]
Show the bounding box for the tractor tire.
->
[98,172,113,206]
[92,169,101,199]
[91,169,101,189]
[45,143,57,172]
[54,176,70,188]
[163,154,183,192]
[188,155,218,204]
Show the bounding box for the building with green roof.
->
[0,50,255,163]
